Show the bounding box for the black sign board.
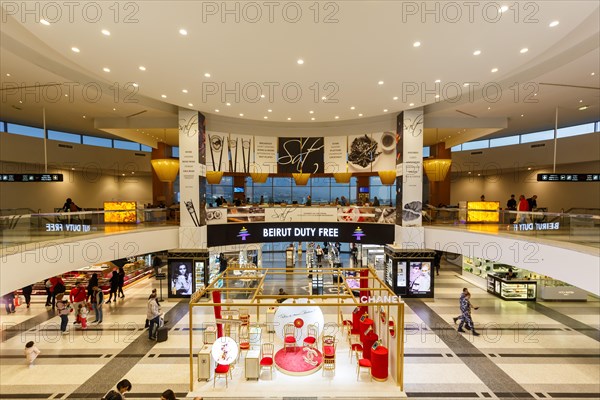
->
[1,174,64,182]
[277,137,324,173]
[537,174,599,182]
[207,222,394,247]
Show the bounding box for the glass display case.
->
[487,274,537,301]
[462,256,520,289]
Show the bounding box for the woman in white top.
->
[147,293,161,340]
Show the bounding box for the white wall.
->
[0,162,153,212]
[450,161,600,211]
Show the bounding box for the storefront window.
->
[207,176,233,204]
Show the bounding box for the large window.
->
[114,140,141,151]
[557,123,595,138]
[461,140,489,151]
[520,130,553,144]
[207,176,233,205]
[490,135,519,148]
[7,123,44,138]
[48,130,81,144]
[369,176,393,206]
[82,135,112,148]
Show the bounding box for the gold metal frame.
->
[188,265,405,392]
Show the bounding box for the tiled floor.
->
[0,254,598,400]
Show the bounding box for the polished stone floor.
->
[0,254,598,400]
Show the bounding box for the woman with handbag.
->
[55,293,70,334]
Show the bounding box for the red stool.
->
[370,345,389,381]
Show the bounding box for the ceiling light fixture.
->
[260,94,265,98]
[161,94,167,98]
[435,94,440,99]
[82,115,86,118]
[71,47,80,53]
[358,113,363,117]
[435,79,441,83]
[321,96,326,100]
[350,106,355,110]
[40,19,50,25]
[268,109,272,112]
[378,81,384,85]
[101,29,110,36]
[521,114,524,117]
[6,73,10,77]
[520,48,529,54]
[383,109,388,112]
[311,117,315,121]
[264,116,268,119]
[499,5,508,12]
[132,83,138,87]
[413,41,421,47]
[103,67,110,72]
[488,107,491,110]
[309,110,314,114]
[592,72,596,76]
[578,105,589,111]
[182,89,188,93]
[226,102,231,106]
[179,28,188,35]
[239,113,244,117]
[549,20,559,27]
[463,83,469,87]
[473,50,481,56]
[287,117,291,120]
[139,66,146,71]
[188,103,193,107]
[393,96,398,100]
[297,59,304,65]
[112,108,116,111]
[204,73,211,78]
[335,116,339,119]
[215,109,220,112]
[409,103,414,106]
[491,68,498,73]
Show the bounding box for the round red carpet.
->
[274,346,324,376]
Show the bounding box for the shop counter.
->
[370,345,389,381]
[487,274,537,301]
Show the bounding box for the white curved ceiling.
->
[0,1,598,146]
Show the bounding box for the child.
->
[24,341,40,368]
[78,303,89,329]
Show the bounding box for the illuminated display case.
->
[466,201,500,223]
[104,201,138,223]
[487,274,537,301]
[384,245,435,298]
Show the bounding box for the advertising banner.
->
[207,222,394,247]
[228,133,253,173]
[251,135,278,174]
[179,109,202,229]
[400,110,424,227]
[324,136,347,173]
[206,131,229,172]
[347,132,396,172]
[277,137,325,173]
[264,207,338,223]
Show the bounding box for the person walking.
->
[69,281,87,324]
[106,270,119,303]
[91,285,104,324]
[147,292,161,340]
[49,276,66,309]
[457,291,480,336]
[315,245,323,264]
[517,194,529,223]
[87,273,98,302]
[453,288,469,325]
[433,251,442,276]
[22,284,33,308]
[24,341,41,368]
[117,266,126,299]
[44,279,52,307]
[55,293,70,334]
[506,194,517,210]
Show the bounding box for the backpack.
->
[101,389,122,400]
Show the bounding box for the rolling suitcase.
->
[156,326,168,342]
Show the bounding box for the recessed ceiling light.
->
[179,28,188,36]
[527,167,532,170]
[579,99,583,103]
[64,94,68,97]
[309,110,314,114]
[393,96,398,100]
[264,116,268,119]
[101,29,110,36]
[473,50,481,56]
[350,106,355,110]
[182,89,188,93]
[358,113,363,117]
[268,109,272,112]
[534,93,538,96]
[215,109,219,112]
[477,173,481,177]
[112,108,116,111]
[226,102,231,106]
[491,68,498,73]
[6,73,10,77]
[204,73,211,78]
[40,19,50,26]
[19,100,22,103]
[311,117,315,121]
[435,79,441,83]
[578,105,589,111]
[413,41,421,47]
[468,171,472,174]
[409,103,414,107]
[139,66,146,71]
[521,114,524,117]
[287,117,291,120]
[378,81,384,85]
[132,83,138,87]
[488,107,491,110]
[260,94,265,98]
[592,72,596,76]
[520,48,529,54]
[499,5,508,13]
[71,47,80,53]
[383,109,388,112]
[297,59,304,65]
[435,94,440,99]
[82,115,86,118]
[71,168,75,171]
[335,116,339,119]
[549,20,559,27]
[239,113,244,117]
[321,96,326,100]
[103,67,110,72]
[161,94,167,98]
[463,83,469,87]
[188,103,194,107]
